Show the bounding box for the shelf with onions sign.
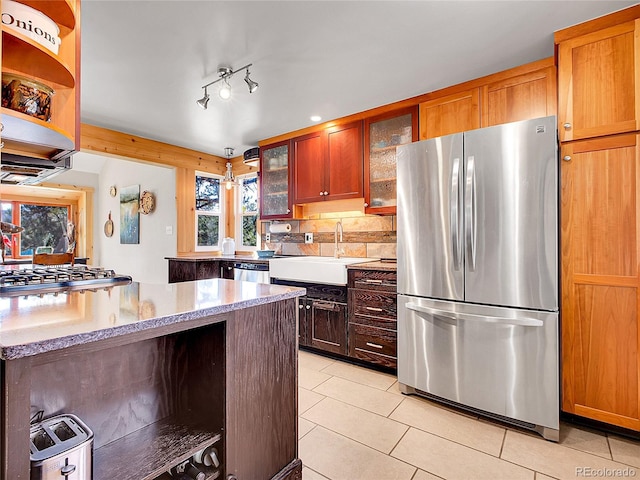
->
[1,0,61,55]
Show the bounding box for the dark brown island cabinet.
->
[0,279,303,480]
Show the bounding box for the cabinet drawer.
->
[350,289,397,320]
[348,323,397,368]
[348,269,397,291]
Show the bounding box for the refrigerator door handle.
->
[405,302,544,327]
[465,155,477,271]
[450,157,462,270]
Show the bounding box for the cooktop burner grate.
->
[0,266,132,296]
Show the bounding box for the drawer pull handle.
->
[366,307,383,312]
[364,279,383,284]
[366,342,383,349]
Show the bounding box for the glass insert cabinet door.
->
[260,140,293,219]
[364,106,418,215]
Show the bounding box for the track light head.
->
[244,68,259,93]
[196,87,210,109]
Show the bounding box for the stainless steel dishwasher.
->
[233,262,270,283]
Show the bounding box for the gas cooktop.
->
[0,266,132,297]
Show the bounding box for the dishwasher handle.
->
[405,302,543,327]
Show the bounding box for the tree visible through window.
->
[195,174,223,249]
[237,175,259,249]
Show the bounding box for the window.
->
[235,174,259,250]
[1,201,70,259]
[195,173,224,250]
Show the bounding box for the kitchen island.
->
[0,278,304,480]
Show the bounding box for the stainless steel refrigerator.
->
[396,116,559,441]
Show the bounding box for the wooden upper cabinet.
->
[561,134,640,430]
[419,88,480,139]
[1,0,81,159]
[260,140,293,219]
[293,130,325,204]
[293,121,363,204]
[557,19,640,142]
[364,106,418,215]
[325,122,363,201]
[481,66,556,127]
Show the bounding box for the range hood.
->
[0,153,72,185]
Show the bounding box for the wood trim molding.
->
[80,123,227,175]
[258,57,555,146]
[554,4,640,44]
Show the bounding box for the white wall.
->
[57,151,177,283]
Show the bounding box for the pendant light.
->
[222,147,238,190]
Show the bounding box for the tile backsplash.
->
[262,212,397,259]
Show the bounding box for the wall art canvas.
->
[120,185,140,244]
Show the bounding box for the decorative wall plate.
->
[139,190,155,214]
[104,212,114,237]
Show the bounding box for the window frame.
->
[194,171,225,252]
[234,172,260,252]
[1,200,71,259]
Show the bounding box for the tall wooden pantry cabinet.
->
[558,5,640,432]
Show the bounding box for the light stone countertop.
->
[0,279,304,360]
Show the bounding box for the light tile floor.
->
[298,350,640,480]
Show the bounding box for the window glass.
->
[20,205,69,256]
[195,174,224,250]
[237,175,259,249]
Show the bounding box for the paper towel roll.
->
[269,223,292,233]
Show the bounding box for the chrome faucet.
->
[334,221,344,258]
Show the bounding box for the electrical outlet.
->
[305,232,313,244]
[265,233,271,243]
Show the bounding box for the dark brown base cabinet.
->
[1,300,301,480]
[298,296,348,355]
[347,268,398,369]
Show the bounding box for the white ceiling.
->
[80,1,636,159]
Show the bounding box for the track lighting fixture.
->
[196,63,258,109]
[222,147,238,190]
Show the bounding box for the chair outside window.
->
[33,252,74,266]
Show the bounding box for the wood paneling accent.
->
[557,21,640,142]
[176,167,196,255]
[81,124,226,175]
[419,88,480,140]
[561,134,640,430]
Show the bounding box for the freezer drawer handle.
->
[405,303,543,327]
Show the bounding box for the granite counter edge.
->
[1,288,305,361]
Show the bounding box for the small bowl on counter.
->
[256,250,275,258]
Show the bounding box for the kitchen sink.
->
[269,256,376,285]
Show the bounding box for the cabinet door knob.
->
[299,304,304,309]
[319,191,324,196]
[364,203,369,207]
[306,305,311,309]
[563,123,572,130]
[324,191,328,195]
[563,155,572,162]
[286,209,291,213]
